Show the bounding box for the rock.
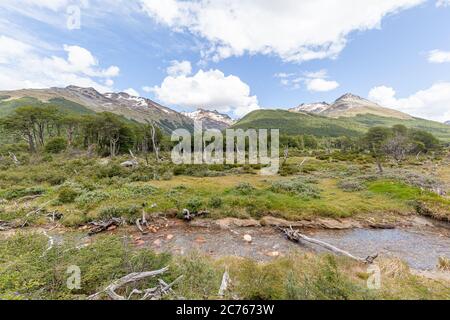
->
[135,240,145,246]
[153,239,162,246]
[120,160,138,168]
[260,216,309,228]
[195,236,206,244]
[98,158,110,166]
[267,251,280,257]
[243,234,253,243]
[166,234,174,240]
[316,218,362,230]
[106,225,117,231]
[215,218,261,229]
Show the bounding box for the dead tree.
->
[87,267,183,300]
[148,120,160,162]
[281,227,378,264]
[88,218,123,235]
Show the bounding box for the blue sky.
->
[1,0,450,121]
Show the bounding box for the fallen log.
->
[182,209,209,221]
[0,220,13,231]
[88,267,183,300]
[280,227,378,264]
[88,218,123,235]
[25,200,54,218]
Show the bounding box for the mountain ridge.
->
[182,109,235,130]
[0,86,194,133]
[290,93,413,120]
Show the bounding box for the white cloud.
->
[369,83,450,122]
[149,69,260,117]
[436,0,450,7]
[0,35,32,63]
[141,0,424,63]
[277,69,339,92]
[0,36,119,93]
[305,78,340,92]
[123,88,140,96]
[166,60,192,77]
[428,49,450,63]
[274,72,295,79]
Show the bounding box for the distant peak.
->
[335,93,363,101]
[66,85,100,94]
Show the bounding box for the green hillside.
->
[233,109,450,142]
[0,97,94,117]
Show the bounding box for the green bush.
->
[45,137,68,154]
[337,179,366,192]
[0,186,46,200]
[58,186,80,204]
[186,197,203,214]
[270,178,321,199]
[234,182,255,195]
[75,190,110,209]
[98,205,140,220]
[208,197,223,209]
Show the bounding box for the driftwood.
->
[88,218,123,235]
[9,152,20,165]
[218,269,230,297]
[135,203,158,234]
[25,200,54,218]
[0,220,13,231]
[40,231,55,258]
[47,211,63,222]
[182,209,209,221]
[281,227,378,264]
[88,267,183,300]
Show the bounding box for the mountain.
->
[234,109,450,142]
[289,102,330,114]
[182,109,235,130]
[291,93,412,120]
[0,86,194,132]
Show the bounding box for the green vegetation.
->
[1,233,448,300]
[0,104,449,300]
[234,110,450,142]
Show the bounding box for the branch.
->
[280,227,378,264]
[87,267,173,300]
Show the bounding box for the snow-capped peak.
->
[290,102,330,114]
[182,109,235,130]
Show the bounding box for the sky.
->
[0,0,450,122]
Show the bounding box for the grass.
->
[0,232,448,300]
[0,153,449,300]
[2,153,448,225]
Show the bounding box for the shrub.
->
[117,183,158,198]
[234,182,255,195]
[45,137,68,154]
[186,197,203,214]
[337,179,366,192]
[270,178,321,199]
[0,186,46,200]
[58,186,80,204]
[235,259,285,300]
[96,164,126,179]
[98,205,140,220]
[75,190,110,208]
[208,197,223,209]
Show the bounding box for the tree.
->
[59,115,82,147]
[364,127,391,173]
[0,108,37,152]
